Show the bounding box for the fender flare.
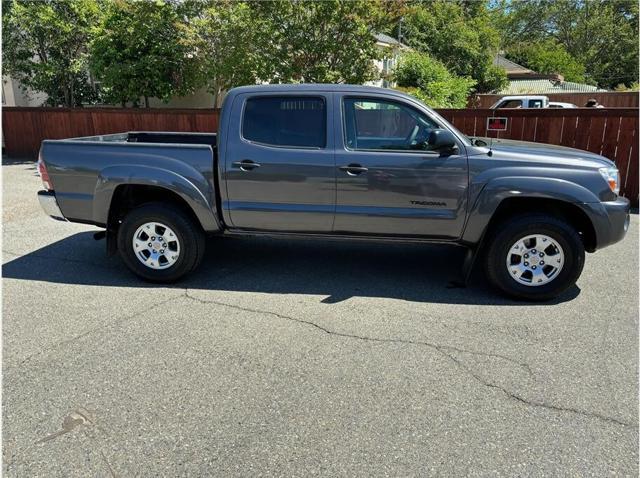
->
[93,165,221,232]
[461,176,600,245]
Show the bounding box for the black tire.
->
[485,214,585,301]
[117,203,205,282]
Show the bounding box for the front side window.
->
[242,96,326,148]
[498,99,523,109]
[343,98,439,151]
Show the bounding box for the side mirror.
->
[427,129,458,153]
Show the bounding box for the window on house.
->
[242,96,326,148]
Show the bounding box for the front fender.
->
[94,165,221,232]
[461,176,600,245]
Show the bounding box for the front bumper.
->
[588,196,630,250]
[37,190,67,221]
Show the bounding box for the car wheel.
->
[485,214,585,301]
[117,203,205,282]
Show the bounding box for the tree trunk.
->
[63,86,70,108]
[69,77,75,107]
[144,96,149,108]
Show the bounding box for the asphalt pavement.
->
[2,160,638,476]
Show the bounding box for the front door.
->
[223,93,335,232]
[333,96,468,238]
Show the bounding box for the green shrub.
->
[393,52,475,108]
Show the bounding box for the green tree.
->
[188,1,267,107]
[2,0,102,107]
[492,0,639,88]
[393,51,476,108]
[506,40,588,83]
[249,0,393,84]
[90,0,200,107]
[396,0,507,93]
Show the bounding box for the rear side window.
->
[242,96,326,148]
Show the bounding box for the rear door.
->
[223,93,335,232]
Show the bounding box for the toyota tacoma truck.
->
[37,84,630,300]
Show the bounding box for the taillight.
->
[37,156,53,191]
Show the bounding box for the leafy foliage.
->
[505,40,588,83]
[249,0,393,84]
[89,0,200,107]
[393,51,475,108]
[492,0,639,88]
[187,1,267,107]
[396,0,507,93]
[2,0,102,107]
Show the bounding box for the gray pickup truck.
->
[37,84,630,300]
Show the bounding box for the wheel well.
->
[485,197,597,252]
[107,184,202,232]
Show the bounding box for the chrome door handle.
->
[232,160,261,171]
[339,164,368,175]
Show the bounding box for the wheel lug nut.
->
[540,261,545,265]
[524,262,529,266]
[540,252,544,257]
[532,249,537,254]
[524,254,529,258]
[163,243,167,247]
[148,242,152,247]
[151,236,156,240]
[160,249,164,253]
[532,265,537,269]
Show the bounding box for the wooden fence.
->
[469,91,639,108]
[2,107,220,158]
[2,106,638,204]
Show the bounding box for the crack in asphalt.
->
[15,293,184,368]
[182,290,635,429]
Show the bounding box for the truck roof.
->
[228,83,416,100]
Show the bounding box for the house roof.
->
[499,79,607,94]
[374,33,409,49]
[493,54,534,75]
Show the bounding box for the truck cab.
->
[490,95,549,109]
[218,86,469,238]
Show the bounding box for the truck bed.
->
[40,131,219,230]
[68,131,217,148]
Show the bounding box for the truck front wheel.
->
[117,203,205,282]
[485,214,585,301]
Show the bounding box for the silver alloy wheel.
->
[506,234,565,287]
[132,222,180,270]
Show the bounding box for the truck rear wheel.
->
[117,203,205,282]
[485,214,585,301]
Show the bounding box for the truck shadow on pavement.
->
[3,231,580,305]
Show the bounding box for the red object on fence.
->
[487,117,508,131]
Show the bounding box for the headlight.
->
[599,167,620,195]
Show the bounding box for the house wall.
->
[2,76,48,107]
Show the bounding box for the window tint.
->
[498,99,523,109]
[242,96,326,148]
[343,98,438,151]
[529,99,544,108]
